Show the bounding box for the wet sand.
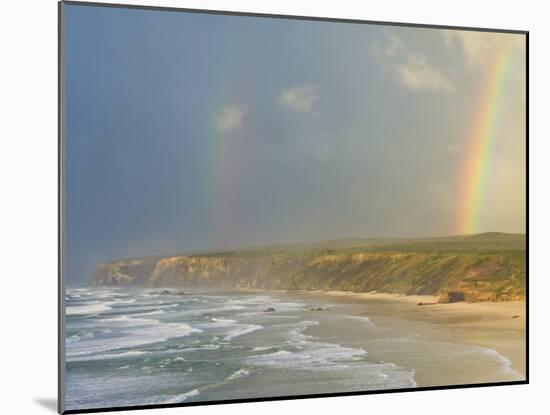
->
[278,290,526,387]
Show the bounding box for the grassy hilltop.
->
[93,232,526,302]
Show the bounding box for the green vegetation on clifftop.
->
[93,233,526,302]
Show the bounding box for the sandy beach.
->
[278,290,526,387]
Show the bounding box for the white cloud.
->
[396,54,455,93]
[217,104,246,132]
[442,30,524,68]
[381,34,407,59]
[372,34,455,93]
[278,85,320,113]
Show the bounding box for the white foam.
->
[68,350,150,362]
[110,298,136,305]
[287,320,319,343]
[247,320,366,371]
[225,295,273,305]
[476,347,525,379]
[95,291,118,299]
[158,303,179,308]
[195,318,236,330]
[98,315,159,327]
[271,301,308,311]
[212,318,237,324]
[201,344,220,350]
[247,343,367,370]
[196,318,262,342]
[228,368,250,380]
[345,315,372,324]
[66,335,80,344]
[225,324,263,340]
[67,288,91,293]
[66,303,112,316]
[223,305,246,311]
[64,291,423,407]
[162,389,199,404]
[66,321,201,359]
[133,310,166,317]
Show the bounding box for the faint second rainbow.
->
[455,48,515,235]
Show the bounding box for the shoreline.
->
[283,289,526,380]
[84,285,527,379]
[72,286,526,393]
[236,288,526,382]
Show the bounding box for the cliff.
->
[93,233,526,302]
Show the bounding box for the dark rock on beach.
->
[438,291,466,303]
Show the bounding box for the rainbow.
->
[202,50,260,248]
[455,49,516,235]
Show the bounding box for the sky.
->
[64,4,526,285]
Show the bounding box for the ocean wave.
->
[64,290,423,407]
[247,343,367,370]
[201,344,220,350]
[223,305,246,311]
[95,291,120,299]
[247,320,366,371]
[225,324,263,340]
[287,320,319,344]
[66,322,201,359]
[66,335,80,344]
[230,300,308,313]
[162,389,199,404]
[475,347,524,379]
[194,318,236,330]
[98,315,159,327]
[212,318,237,324]
[117,304,177,316]
[225,295,273,305]
[66,332,95,344]
[109,298,137,305]
[227,368,250,380]
[68,350,150,362]
[67,288,92,293]
[133,310,166,317]
[195,318,262,342]
[344,315,372,324]
[66,303,112,316]
[270,301,308,311]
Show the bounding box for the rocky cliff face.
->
[93,235,526,302]
[94,259,159,286]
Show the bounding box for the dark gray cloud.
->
[64,5,526,285]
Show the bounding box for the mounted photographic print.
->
[59,1,528,413]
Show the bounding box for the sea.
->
[64,287,521,410]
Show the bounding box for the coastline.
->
[316,290,526,374]
[66,286,527,407]
[253,289,526,385]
